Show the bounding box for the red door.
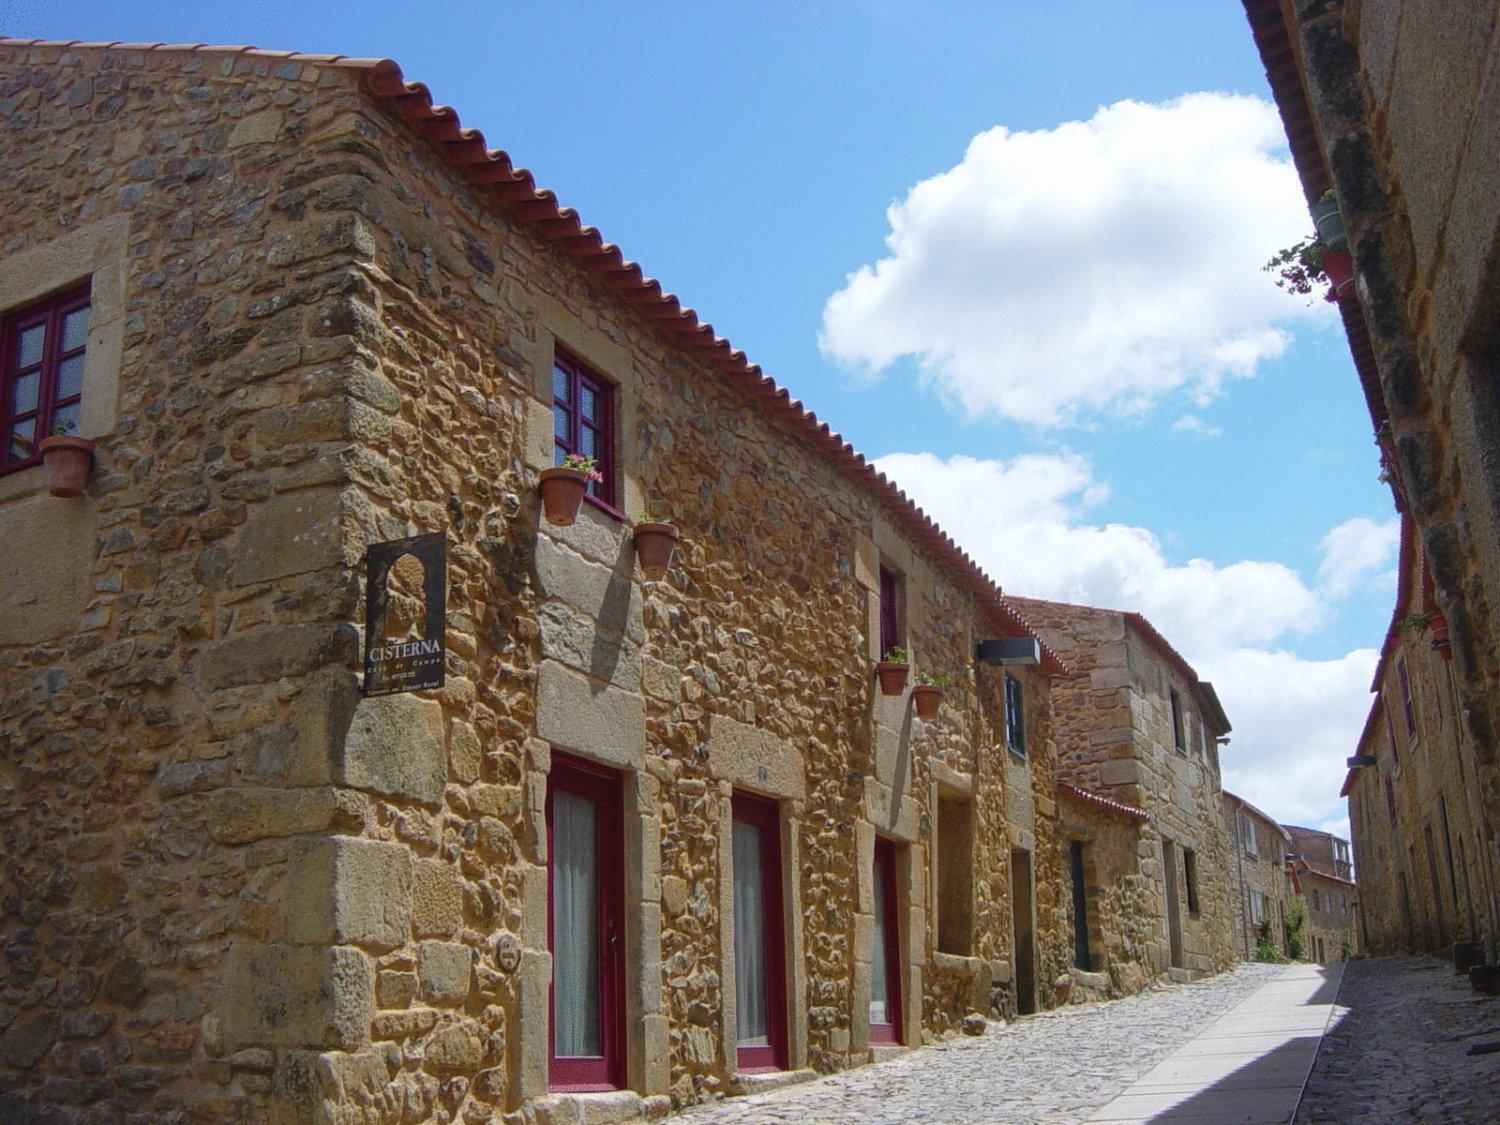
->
[731,792,789,1072]
[870,837,903,1045]
[547,754,625,1091]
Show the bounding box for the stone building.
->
[1009,599,1239,987]
[1243,0,1500,964]
[0,37,1098,1123]
[1284,827,1358,963]
[1221,791,1295,962]
[1340,514,1499,962]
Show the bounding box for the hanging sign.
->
[362,532,446,697]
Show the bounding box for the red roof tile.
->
[0,35,1067,679]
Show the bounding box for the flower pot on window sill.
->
[874,662,909,696]
[632,522,678,580]
[912,684,943,719]
[538,467,590,526]
[1321,249,1355,302]
[38,435,95,498]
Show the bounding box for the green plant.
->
[881,646,908,665]
[1264,235,1327,296]
[1284,898,1308,961]
[51,418,76,437]
[1253,922,1286,963]
[917,672,949,688]
[559,453,602,482]
[1399,612,1431,634]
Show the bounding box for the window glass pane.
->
[733,820,769,1046]
[52,402,80,437]
[8,417,35,461]
[552,364,571,403]
[553,444,567,468]
[552,403,570,442]
[61,306,90,353]
[15,324,44,368]
[580,382,598,422]
[11,371,39,415]
[552,790,601,1058]
[870,860,889,1025]
[579,424,598,458]
[57,354,85,400]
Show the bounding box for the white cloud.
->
[876,450,1321,653]
[1171,414,1222,437]
[1207,646,1378,831]
[1317,516,1400,600]
[875,449,1376,833]
[822,93,1324,427]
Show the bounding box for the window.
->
[1183,849,1200,914]
[551,349,616,507]
[1396,656,1416,738]
[731,793,788,1072]
[1311,888,1320,911]
[1384,776,1398,824]
[870,838,903,1044]
[1248,889,1266,926]
[547,755,625,1091]
[1169,689,1187,755]
[936,796,975,956]
[1069,840,1091,970]
[877,565,904,659]
[1004,674,1026,758]
[1,285,90,472]
[1241,815,1258,859]
[1383,700,1400,761]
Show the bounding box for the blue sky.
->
[3,2,1398,833]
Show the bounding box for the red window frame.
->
[731,791,789,1073]
[546,753,626,1092]
[1384,775,1398,824]
[870,837,903,1046]
[1,284,91,475]
[878,565,903,658]
[1383,700,1399,761]
[551,348,618,511]
[1396,657,1416,738]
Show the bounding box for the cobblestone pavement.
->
[1298,955,1500,1122]
[674,962,1287,1123]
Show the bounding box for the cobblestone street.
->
[1297,955,1500,1122]
[676,963,1291,1122]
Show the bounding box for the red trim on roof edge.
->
[0,36,1065,678]
[1058,783,1151,822]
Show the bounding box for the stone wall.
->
[1009,598,1239,985]
[1268,0,1500,945]
[1299,872,1357,963]
[1222,796,1295,962]
[0,42,390,1123]
[0,40,1077,1123]
[1056,795,1155,1000]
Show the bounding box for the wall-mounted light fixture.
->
[975,637,1040,666]
[1345,755,1377,768]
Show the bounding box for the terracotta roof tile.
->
[0,36,1066,678]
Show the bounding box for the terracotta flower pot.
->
[538,467,589,526]
[875,662,909,697]
[633,522,678,580]
[38,435,95,498]
[1429,611,1453,661]
[912,685,943,719]
[1321,249,1356,301]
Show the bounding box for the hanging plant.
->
[1264,234,1354,303]
[875,646,910,696]
[538,454,602,526]
[38,420,95,498]
[912,672,948,719]
[632,513,678,580]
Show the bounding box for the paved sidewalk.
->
[672,963,1290,1122]
[1089,962,1342,1123]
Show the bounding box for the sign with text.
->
[362,532,446,697]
